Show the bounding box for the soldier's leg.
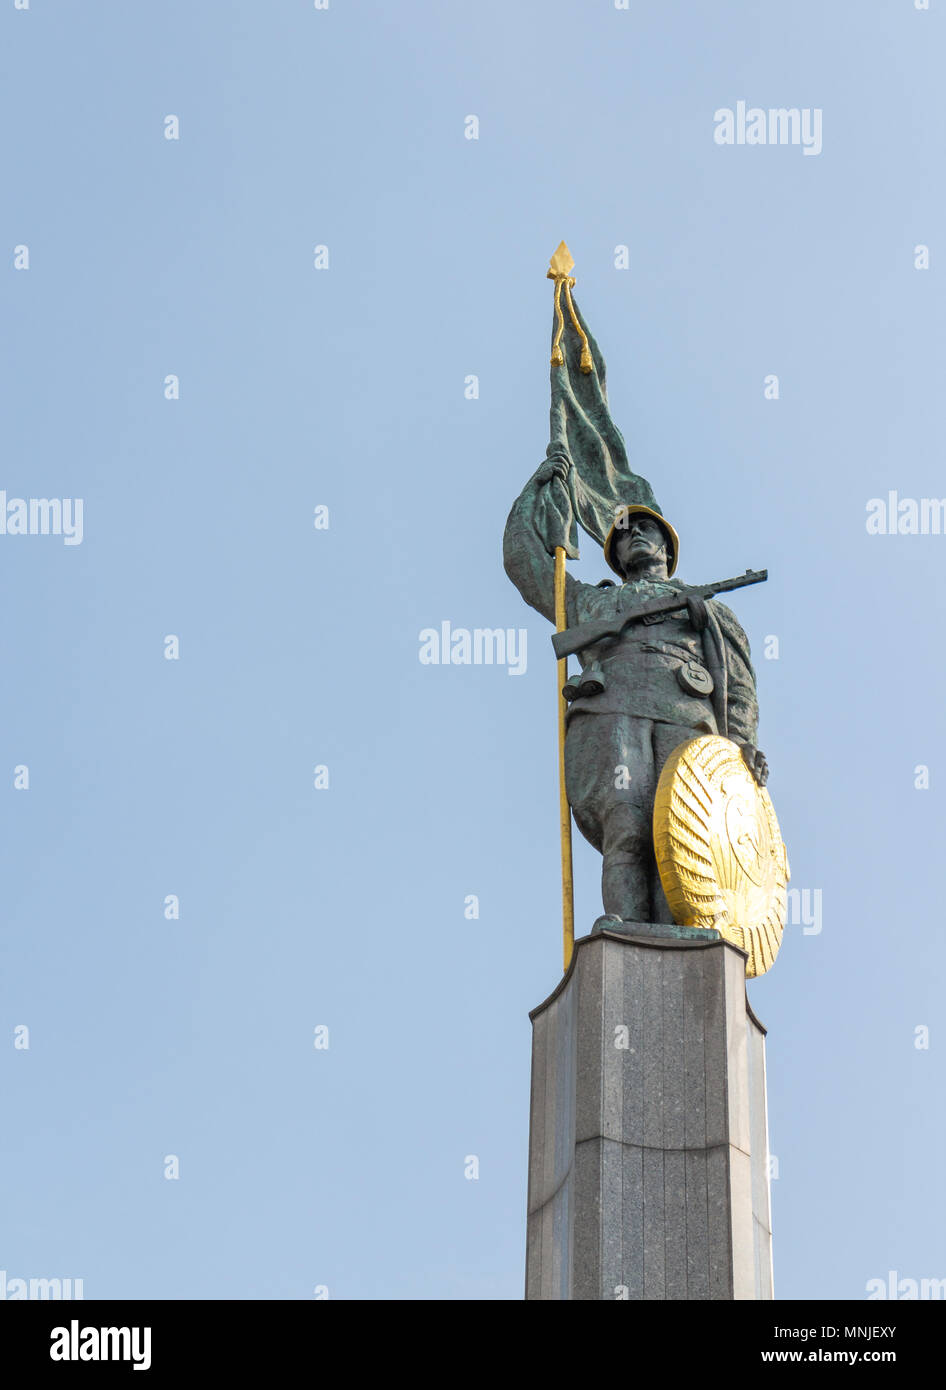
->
[563,714,658,924]
[567,714,689,924]
[600,717,659,922]
[649,723,705,923]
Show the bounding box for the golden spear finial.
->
[547,240,592,374]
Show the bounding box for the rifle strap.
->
[686,595,710,632]
[702,606,729,738]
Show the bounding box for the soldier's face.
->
[615,517,668,576]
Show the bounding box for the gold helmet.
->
[603,503,680,579]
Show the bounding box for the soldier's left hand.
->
[740,744,769,787]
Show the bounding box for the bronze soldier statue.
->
[503,249,768,929]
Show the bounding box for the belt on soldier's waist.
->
[599,641,702,665]
[597,644,715,698]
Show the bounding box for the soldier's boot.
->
[601,849,652,924]
[600,799,655,923]
[650,872,676,926]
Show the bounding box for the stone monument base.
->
[525,928,773,1300]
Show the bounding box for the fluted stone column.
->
[525,927,773,1300]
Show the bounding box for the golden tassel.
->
[549,272,566,367]
[562,277,593,374]
[546,242,593,375]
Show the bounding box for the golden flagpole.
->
[546,241,583,972]
[554,544,575,972]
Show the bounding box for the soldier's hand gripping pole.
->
[554,546,575,972]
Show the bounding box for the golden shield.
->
[653,735,789,977]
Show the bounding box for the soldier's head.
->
[604,505,679,581]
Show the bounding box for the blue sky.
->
[1,0,943,1299]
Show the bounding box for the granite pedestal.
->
[525,927,773,1300]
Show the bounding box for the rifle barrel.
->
[551,568,768,660]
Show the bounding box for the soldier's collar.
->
[621,576,680,591]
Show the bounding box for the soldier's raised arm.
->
[503,456,581,626]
